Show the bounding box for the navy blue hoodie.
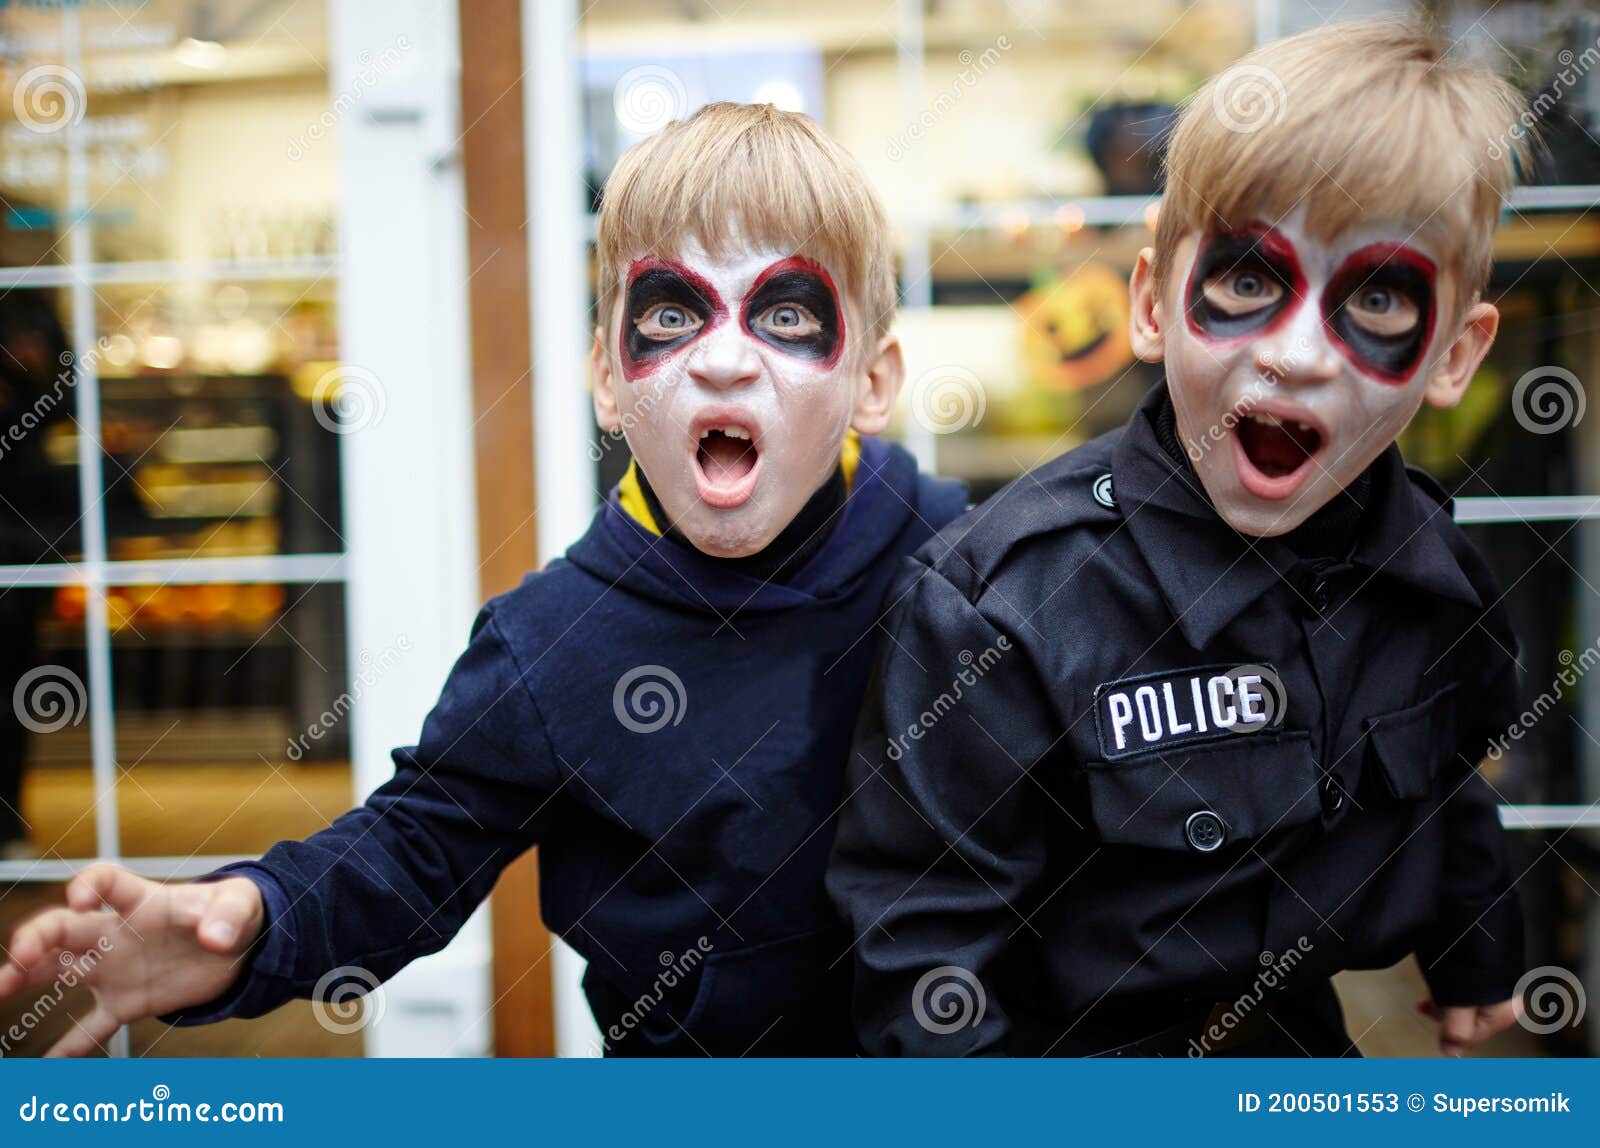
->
[171,436,966,1056]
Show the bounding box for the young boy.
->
[828,21,1530,1057]
[0,103,967,1057]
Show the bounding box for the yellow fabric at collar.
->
[617,429,862,538]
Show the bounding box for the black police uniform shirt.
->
[827,382,1525,1057]
[165,434,968,1056]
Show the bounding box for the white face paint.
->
[1163,207,1455,537]
[602,240,861,558]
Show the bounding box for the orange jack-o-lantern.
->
[1018,263,1133,392]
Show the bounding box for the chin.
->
[675,510,779,559]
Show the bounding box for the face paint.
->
[602,241,860,559]
[1184,225,1306,343]
[620,259,727,380]
[740,256,845,367]
[1160,208,1453,537]
[1321,242,1436,384]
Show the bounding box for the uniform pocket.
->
[1083,730,1321,852]
[1362,683,1458,800]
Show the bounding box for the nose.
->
[687,324,761,392]
[1253,304,1341,388]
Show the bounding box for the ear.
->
[1128,246,1166,363]
[1424,299,1499,411]
[851,334,905,437]
[591,327,622,432]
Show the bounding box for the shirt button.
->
[1185,810,1226,853]
[1321,776,1345,815]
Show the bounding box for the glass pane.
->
[91,280,343,558]
[78,0,333,265]
[0,3,76,269]
[0,286,82,562]
[3,589,94,861]
[111,582,351,859]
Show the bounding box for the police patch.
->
[1093,663,1286,760]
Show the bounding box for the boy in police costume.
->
[0,103,967,1057]
[828,20,1531,1057]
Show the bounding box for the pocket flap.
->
[1083,731,1320,852]
[1363,684,1458,800]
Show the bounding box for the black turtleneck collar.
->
[634,464,848,585]
[1152,391,1373,560]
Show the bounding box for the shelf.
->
[0,255,338,290]
[0,553,348,589]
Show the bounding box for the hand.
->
[1415,994,1522,1056]
[0,863,265,1057]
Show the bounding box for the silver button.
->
[1185,810,1226,853]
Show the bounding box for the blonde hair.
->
[1154,19,1530,312]
[595,102,897,342]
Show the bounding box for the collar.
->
[1113,382,1481,649]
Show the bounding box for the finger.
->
[197,880,264,953]
[42,1004,120,1059]
[7,909,110,973]
[66,863,148,916]
[0,949,72,997]
[1439,1006,1477,1055]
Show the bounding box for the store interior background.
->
[0,0,1595,1058]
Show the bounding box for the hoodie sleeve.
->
[827,558,1061,1056]
[165,603,563,1025]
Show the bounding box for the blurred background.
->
[0,0,1595,1059]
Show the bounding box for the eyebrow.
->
[624,257,727,315]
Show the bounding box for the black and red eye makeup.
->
[1184,226,1306,342]
[740,256,844,368]
[1320,243,1436,384]
[620,259,726,380]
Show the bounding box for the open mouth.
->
[1233,411,1324,500]
[691,420,761,510]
